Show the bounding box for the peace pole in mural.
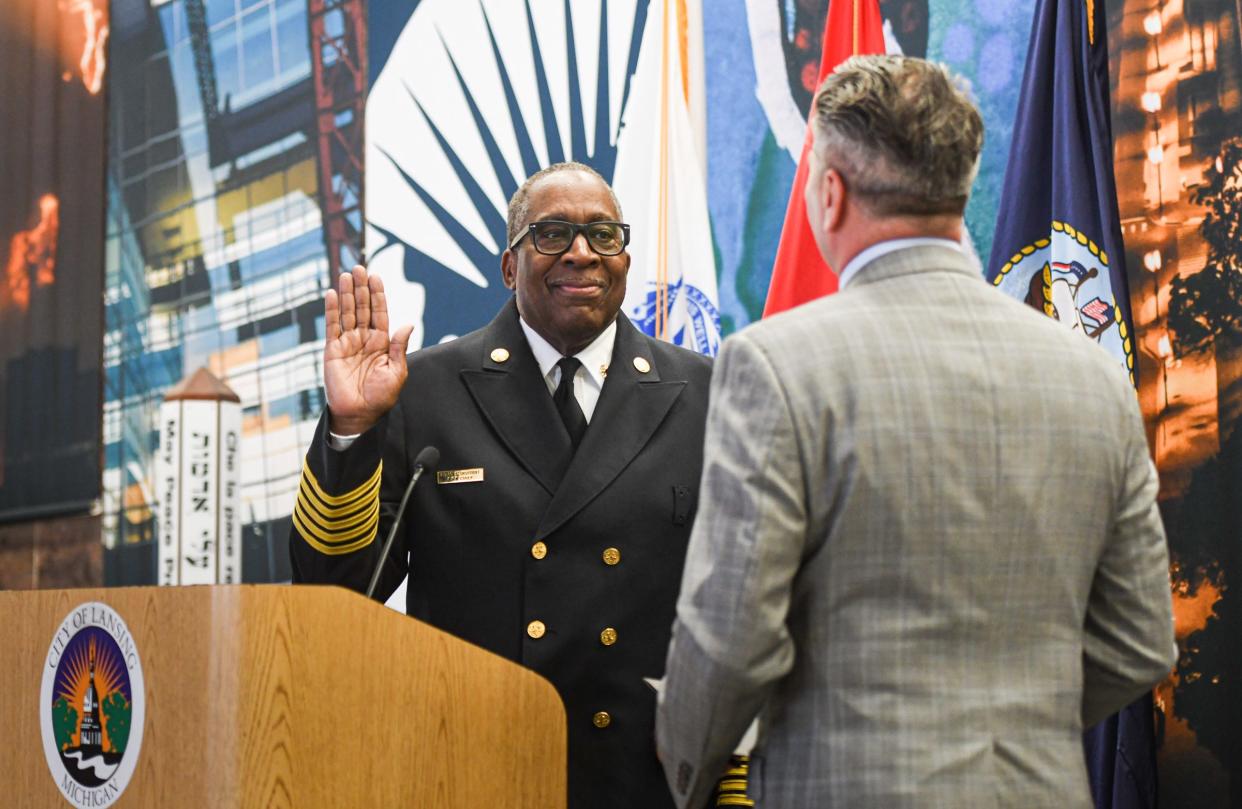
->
[156,368,242,586]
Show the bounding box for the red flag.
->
[762,0,886,317]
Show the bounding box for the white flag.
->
[613,0,721,356]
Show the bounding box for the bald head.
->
[506,162,624,245]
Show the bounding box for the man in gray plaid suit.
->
[656,55,1176,808]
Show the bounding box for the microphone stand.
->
[365,446,438,600]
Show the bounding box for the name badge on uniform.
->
[437,468,485,485]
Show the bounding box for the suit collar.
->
[839,238,964,288]
[846,243,982,289]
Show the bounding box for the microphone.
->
[365,445,440,600]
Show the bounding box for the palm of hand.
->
[322,266,414,433]
[325,327,404,420]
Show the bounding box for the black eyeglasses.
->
[508,220,631,256]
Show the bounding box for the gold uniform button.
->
[602,547,621,566]
[633,357,651,374]
[490,347,510,363]
[531,541,547,560]
[600,627,618,646]
[527,620,546,639]
[593,711,612,729]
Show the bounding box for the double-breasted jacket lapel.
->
[460,301,688,533]
[459,299,573,495]
[536,314,687,539]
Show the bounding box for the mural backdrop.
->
[97,0,356,584]
[0,0,107,522]
[366,0,1036,339]
[706,0,1035,330]
[0,0,1213,801]
[1109,0,1242,805]
[364,1,1242,805]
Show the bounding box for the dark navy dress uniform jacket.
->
[291,298,712,809]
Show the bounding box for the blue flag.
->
[987,0,1136,385]
[990,3,1154,808]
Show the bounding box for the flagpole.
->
[657,0,671,340]
[853,0,860,54]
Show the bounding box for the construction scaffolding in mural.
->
[71,0,1242,803]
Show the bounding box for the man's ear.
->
[824,168,847,232]
[501,249,517,290]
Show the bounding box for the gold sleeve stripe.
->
[714,754,753,808]
[299,471,380,517]
[300,458,382,507]
[298,477,378,523]
[293,501,379,555]
[293,456,384,555]
[293,515,377,556]
[293,497,378,544]
[295,489,378,535]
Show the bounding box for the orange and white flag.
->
[613,0,721,355]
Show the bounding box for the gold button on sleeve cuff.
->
[592,711,611,728]
[527,620,546,639]
[600,627,617,646]
[602,547,620,565]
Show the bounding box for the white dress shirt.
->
[518,316,615,423]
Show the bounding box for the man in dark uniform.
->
[290,162,713,808]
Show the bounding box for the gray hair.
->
[811,55,983,217]
[505,162,624,245]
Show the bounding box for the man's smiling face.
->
[501,170,630,356]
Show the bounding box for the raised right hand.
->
[323,265,414,435]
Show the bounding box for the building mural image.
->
[1110,0,1242,804]
[101,0,364,580]
[20,0,1232,801]
[0,0,107,524]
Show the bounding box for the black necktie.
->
[553,357,588,449]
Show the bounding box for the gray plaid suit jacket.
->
[656,244,1176,808]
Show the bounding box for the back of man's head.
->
[812,55,983,218]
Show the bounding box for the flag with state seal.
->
[987,0,1136,384]
[612,0,722,356]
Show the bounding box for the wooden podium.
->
[0,585,567,808]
